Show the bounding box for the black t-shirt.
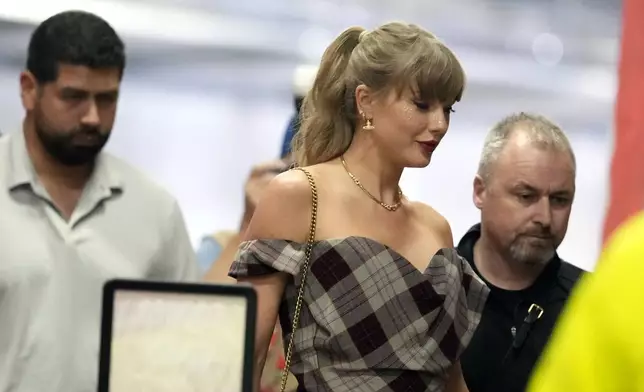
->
[457,224,583,392]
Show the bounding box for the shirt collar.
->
[6,131,33,190]
[456,223,482,265]
[5,130,123,192]
[457,223,562,292]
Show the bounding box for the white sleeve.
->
[151,200,200,282]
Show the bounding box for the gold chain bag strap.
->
[279,167,318,392]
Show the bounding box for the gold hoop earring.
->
[362,117,374,131]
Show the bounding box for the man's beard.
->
[508,234,557,266]
[34,112,110,166]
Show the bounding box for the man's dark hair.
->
[26,10,126,83]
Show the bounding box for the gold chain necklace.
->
[340,156,403,211]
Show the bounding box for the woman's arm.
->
[446,361,469,392]
[412,202,465,391]
[230,170,315,391]
[433,214,466,392]
[242,273,288,391]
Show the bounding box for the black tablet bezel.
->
[97,279,256,392]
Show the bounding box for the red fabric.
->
[602,0,644,244]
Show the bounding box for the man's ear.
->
[20,71,38,111]
[473,174,487,210]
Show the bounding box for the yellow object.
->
[528,212,644,392]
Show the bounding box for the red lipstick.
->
[418,140,438,154]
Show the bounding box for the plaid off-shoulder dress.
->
[229,236,489,392]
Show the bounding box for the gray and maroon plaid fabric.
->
[229,236,489,392]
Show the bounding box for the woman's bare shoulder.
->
[408,201,454,246]
[243,168,317,243]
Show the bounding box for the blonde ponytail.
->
[292,26,364,166]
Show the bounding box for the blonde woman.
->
[230,23,489,392]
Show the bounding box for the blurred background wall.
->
[0,0,621,271]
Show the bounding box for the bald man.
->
[456,113,584,392]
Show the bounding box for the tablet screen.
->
[108,290,248,392]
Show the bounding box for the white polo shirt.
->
[0,131,200,392]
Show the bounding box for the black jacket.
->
[457,224,584,392]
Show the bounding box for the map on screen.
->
[107,290,248,392]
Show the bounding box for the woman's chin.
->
[405,153,432,168]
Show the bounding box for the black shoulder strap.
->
[493,262,582,389]
[505,262,583,357]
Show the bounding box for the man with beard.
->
[0,11,198,392]
[457,112,584,392]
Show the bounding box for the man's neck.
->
[473,233,546,291]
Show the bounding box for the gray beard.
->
[508,236,556,266]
